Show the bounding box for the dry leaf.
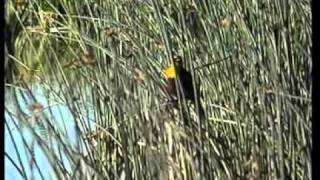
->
[134,68,148,82]
[221,17,232,30]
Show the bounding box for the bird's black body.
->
[164,57,205,123]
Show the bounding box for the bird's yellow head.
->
[163,65,177,79]
[163,56,183,79]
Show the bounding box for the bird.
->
[163,55,205,124]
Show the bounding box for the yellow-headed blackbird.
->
[163,56,205,122]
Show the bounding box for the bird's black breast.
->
[178,69,198,101]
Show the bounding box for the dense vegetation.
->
[5,0,311,179]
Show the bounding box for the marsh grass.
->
[5,0,311,179]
